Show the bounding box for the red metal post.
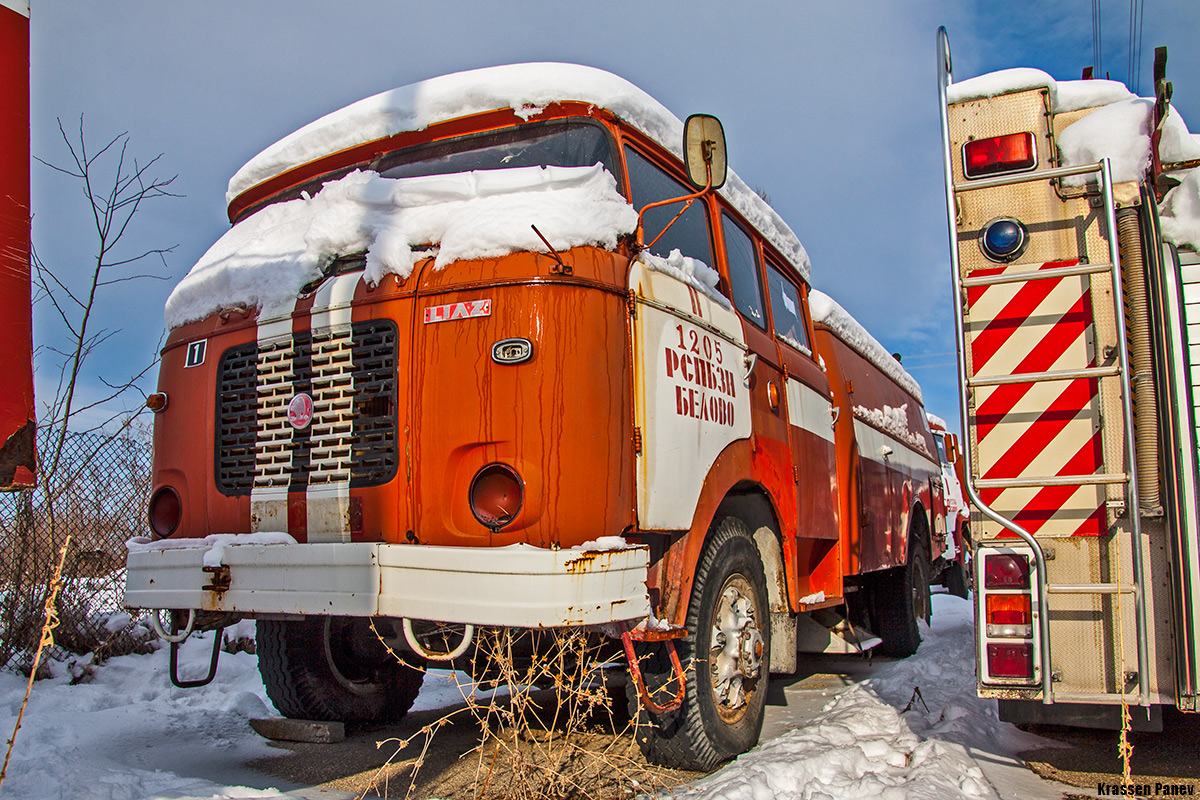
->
[0,1,35,490]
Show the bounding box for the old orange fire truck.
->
[0,0,34,491]
[125,63,949,768]
[938,27,1200,730]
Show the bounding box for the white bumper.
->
[124,542,651,628]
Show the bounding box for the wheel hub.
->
[710,578,763,713]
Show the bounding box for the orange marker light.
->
[986,593,1030,626]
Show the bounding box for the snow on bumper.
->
[124,542,651,628]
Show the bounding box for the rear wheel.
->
[628,517,770,771]
[873,530,931,658]
[257,616,425,722]
[945,559,970,599]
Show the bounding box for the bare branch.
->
[33,115,177,474]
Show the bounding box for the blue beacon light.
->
[980,218,1028,262]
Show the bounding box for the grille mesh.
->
[215,320,398,495]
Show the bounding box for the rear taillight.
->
[469,463,523,530]
[963,132,1037,178]
[148,486,181,538]
[986,642,1034,678]
[984,553,1030,589]
[978,548,1038,685]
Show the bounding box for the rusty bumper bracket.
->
[620,622,688,715]
[202,565,231,594]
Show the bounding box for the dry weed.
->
[362,626,679,800]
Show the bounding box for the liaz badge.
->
[424,299,492,324]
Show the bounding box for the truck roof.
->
[809,288,922,402]
[225,62,811,281]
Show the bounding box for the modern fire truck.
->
[938,27,1200,729]
[0,0,34,491]
[125,63,949,768]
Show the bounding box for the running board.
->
[795,609,882,654]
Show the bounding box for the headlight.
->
[469,464,523,530]
[148,486,182,537]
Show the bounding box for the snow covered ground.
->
[0,595,1068,800]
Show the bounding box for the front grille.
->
[215,320,399,495]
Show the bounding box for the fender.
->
[651,434,796,626]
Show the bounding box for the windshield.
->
[258,120,621,217]
[375,121,618,183]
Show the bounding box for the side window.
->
[766,262,811,353]
[624,146,713,266]
[722,214,765,328]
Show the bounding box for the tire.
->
[945,559,970,599]
[873,531,931,658]
[257,616,425,722]
[627,517,770,771]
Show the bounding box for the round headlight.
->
[469,464,523,530]
[149,486,182,538]
[979,218,1029,263]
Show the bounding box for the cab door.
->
[762,262,838,542]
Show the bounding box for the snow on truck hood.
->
[948,67,1200,251]
[224,62,809,278]
[165,163,638,328]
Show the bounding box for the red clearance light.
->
[987,642,1034,678]
[963,132,1037,179]
[984,553,1030,589]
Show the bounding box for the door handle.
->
[741,352,757,385]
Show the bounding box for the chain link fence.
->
[0,428,156,673]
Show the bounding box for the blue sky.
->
[26,1,1200,432]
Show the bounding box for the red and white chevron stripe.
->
[967,260,1106,537]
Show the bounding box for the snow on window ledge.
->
[854,403,933,459]
[638,249,731,309]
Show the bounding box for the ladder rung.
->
[963,261,1114,288]
[975,472,1128,490]
[968,365,1121,387]
[1046,583,1137,595]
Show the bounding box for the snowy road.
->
[0,595,1078,800]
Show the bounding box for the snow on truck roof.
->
[947,67,1200,251]
[166,164,637,328]
[168,62,814,330]
[809,289,923,403]
[227,62,810,278]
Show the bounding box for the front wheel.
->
[628,517,770,771]
[257,616,425,722]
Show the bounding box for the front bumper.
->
[125,541,651,628]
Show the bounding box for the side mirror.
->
[944,433,960,464]
[683,114,727,190]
